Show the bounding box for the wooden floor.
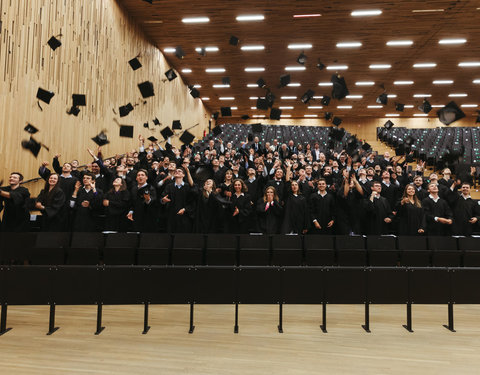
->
[1,304,480,374]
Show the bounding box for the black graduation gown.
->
[265,179,286,204]
[0,186,31,232]
[447,192,480,236]
[162,183,196,233]
[256,199,283,234]
[415,187,429,202]
[281,194,309,234]
[309,192,336,235]
[104,190,131,232]
[244,176,265,232]
[422,196,453,236]
[194,190,222,233]
[71,188,104,232]
[365,196,394,235]
[227,193,252,234]
[130,184,157,232]
[36,188,66,232]
[380,182,399,210]
[395,201,426,236]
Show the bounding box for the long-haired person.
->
[257,186,283,234]
[0,172,31,232]
[35,173,66,231]
[217,169,233,232]
[194,179,221,233]
[282,180,309,234]
[103,177,131,232]
[227,179,252,234]
[395,184,426,235]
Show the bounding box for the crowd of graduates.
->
[1,134,479,237]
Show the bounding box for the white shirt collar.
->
[318,191,327,197]
[429,194,440,203]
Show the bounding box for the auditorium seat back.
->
[103,233,139,265]
[67,232,104,265]
[336,235,366,266]
[304,235,335,266]
[31,232,71,265]
[137,233,172,265]
[271,235,303,266]
[428,236,461,267]
[172,234,205,265]
[367,236,398,266]
[239,234,270,266]
[397,236,430,267]
[205,234,238,266]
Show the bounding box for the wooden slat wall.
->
[0,0,211,190]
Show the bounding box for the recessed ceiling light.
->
[279,106,294,109]
[385,114,400,117]
[337,105,352,109]
[312,96,323,99]
[414,114,428,117]
[182,17,210,23]
[394,80,414,85]
[439,38,467,45]
[280,115,292,118]
[308,106,323,109]
[281,96,297,99]
[336,42,362,48]
[449,93,468,97]
[413,63,437,68]
[412,9,444,13]
[356,81,375,86]
[201,97,209,101]
[473,79,480,84]
[304,114,318,117]
[245,67,265,72]
[182,68,192,73]
[368,105,383,108]
[236,15,264,21]
[163,47,176,53]
[404,105,414,108]
[327,65,348,70]
[459,62,480,67]
[433,80,453,84]
[247,84,258,87]
[387,94,397,98]
[219,97,235,100]
[351,9,382,16]
[252,115,266,118]
[318,82,333,86]
[431,105,444,108]
[288,44,313,49]
[285,66,306,71]
[205,68,226,73]
[195,47,219,52]
[241,45,265,51]
[231,107,238,110]
[346,95,363,99]
[461,104,478,108]
[293,14,321,18]
[250,107,257,109]
[213,84,230,88]
[287,83,301,87]
[193,84,201,88]
[369,64,391,69]
[413,94,431,97]
[249,97,259,100]
[386,40,413,46]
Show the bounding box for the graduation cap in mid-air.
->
[72,94,86,107]
[212,126,222,136]
[437,101,466,125]
[21,137,42,157]
[172,120,182,130]
[47,35,62,51]
[119,125,134,138]
[147,136,158,142]
[36,88,55,104]
[119,103,134,117]
[332,117,342,126]
[331,74,349,100]
[179,130,195,144]
[270,108,282,120]
[221,107,232,117]
[138,81,155,98]
[160,126,174,140]
[91,131,110,146]
[129,57,142,71]
[24,123,39,134]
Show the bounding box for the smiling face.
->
[234,180,242,193]
[48,174,59,187]
[406,184,415,197]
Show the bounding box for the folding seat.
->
[459,237,480,266]
[238,234,270,266]
[429,236,460,267]
[0,232,36,264]
[366,236,398,266]
[304,235,335,266]
[205,234,238,266]
[67,232,104,265]
[30,232,70,265]
[137,233,172,265]
[336,235,366,266]
[271,235,303,266]
[398,236,430,267]
[171,234,205,266]
[103,233,138,265]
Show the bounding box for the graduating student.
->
[34,173,66,232]
[127,169,157,232]
[447,182,480,236]
[194,179,222,233]
[161,166,196,233]
[244,167,264,232]
[365,181,393,235]
[309,178,336,235]
[257,186,283,234]
[70,172,104,232]
[224,179,252,234]
[0,172,31,232]
[413,175,428,201]
[282,180,309,234]
[103,177,131,232]
[395,184,426,235]
[422,182,453,236]
[380,170,399,211]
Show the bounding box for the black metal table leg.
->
[443,303,456,332]
[362,302,371,333]
[188,302,195,334]
[143,302,151,334]
[277,303,283,333]
[234,303,239,334]
[403,303,413,332]
[47,303,59,335]
[0,304,12,336]
[95,303,105,335]
[320,301,327,333]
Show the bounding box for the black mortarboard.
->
[222,77,231,85]
[247,133,254,142]
[297,51,307,65]
[148,136,158,142]
[252,123,263,133]
[256,78,266,88]
[257,98,269,110]
[437,101,465,125]
[153,117,160,125]
[21,137,42,157]
[67,106,80,116]
[212,126,222,136]
[362,142,371,151]
[72,94,86,107]
[241,115,250,120]
[395,103,405,112]
[317,61,326,70]
[119,125,134,138]
[143,122,149,128]
[179,130,194,144]
[395,144,406,156]
[376,93,388,105]
[36,88,55,104]
[280,74,291,88]
[165,68,177,81]
[160,127,174,140]
[190,87,200,98]
[172,120,182,130]
[405,135,415,146]
[418,99,432,114]
[301,89,315,104]
[213,112,219,120]
[197,47,206,56]
[329,127,345,141]
[119,103,134,117]
[91,131,110,146]
[47,36,62,51]
[331,74,349,100]
[175,46,185,59]
[24,123,39,134]
[321,96,331,106]
[270,108,282,120]
[346,135,358,151]
[384,120,394,130]
[138,81,155,98]
[129,57,142,71]
[221,107,232,117]
[195,166,213,182]
[229,36,239,46]
[332,117,342,126]
[324,112,333,120]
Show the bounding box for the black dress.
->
[36,188,66,232]
[194,190,222,233]
[104,189,131,232]
[0,186,31,232]
[282,194,309,234]
[395,201,426,235]
[227,193,252,234]
[256,198,283,234]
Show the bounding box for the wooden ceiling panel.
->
[117,0,480,120]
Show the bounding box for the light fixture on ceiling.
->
[413,63,437,68]
[369,64,391,69]
[181,69,192,73]
[236,15,264,21]
[386,40,413,46]
[205,68,226,73]
[288,44,313,49]
[336,42,362,48]
[356,81,375,86]
[351,9,382,16]
[326,65,348,70]
[245,67,265,72]
[240,45,265,51]
[182,17,210,23]
[439,38,467,44]
[285,66,306,71]
[433,80,453,84]
[459,62,480,67]
[394,81,414,85]
[449,93,468,97]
